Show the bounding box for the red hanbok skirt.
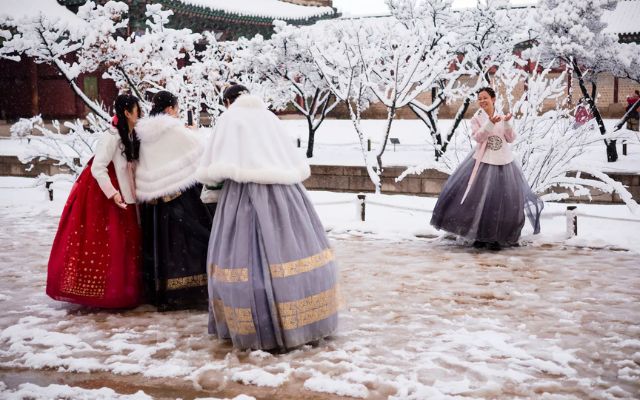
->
[46,158,141,308]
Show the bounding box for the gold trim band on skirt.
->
[147,191,183,205]
[277,286,338,331]
[212,298,256,335]
[207,264,249,283]
[166,273,208,290]
[270,248,334,279]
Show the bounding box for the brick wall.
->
[330,72,640,120]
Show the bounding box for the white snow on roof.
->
[603,0,640,35]
[178,0,335,20]
[0,0,83,24]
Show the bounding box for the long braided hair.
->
[112,94,141,162]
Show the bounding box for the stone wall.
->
[2,155,637,204]
[0,156,75,177]
[304,165,449,195]
[304,165,640,204]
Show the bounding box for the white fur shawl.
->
[196,95,310,186]
[134,114,204,202]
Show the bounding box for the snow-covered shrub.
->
[11,114,107,177]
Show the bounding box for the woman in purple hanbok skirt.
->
[197,85,338,351]
[430,87,544,251]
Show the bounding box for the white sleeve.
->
[91,133,119,199]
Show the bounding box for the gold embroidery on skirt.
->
[212,298,256,335]
[212,298,225,320]
[147,191,183,205]
[60,233,107,298]
[166,273,208,290]
[270,248,334,278]
[277,286,338,331]
[207,264,249,283]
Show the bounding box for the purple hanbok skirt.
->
[430,153,543,245]
[207,180,338,350]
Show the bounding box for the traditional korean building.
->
[59,0,337,40]
[0,0,337,121]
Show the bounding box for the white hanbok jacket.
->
[91,128,136,204]
[134,114,204,202]
[196,95,310,193]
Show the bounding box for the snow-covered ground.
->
[2,119,639,174]
[0,178,639,399]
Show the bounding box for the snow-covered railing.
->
[0,181,54,201]
[314,194,640,240]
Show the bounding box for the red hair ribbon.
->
[111,115,119,127]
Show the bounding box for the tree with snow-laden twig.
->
[400,56,638,212]
[496,57,636,212]
[10,114,109,179]
[0,1,126,121]
[386,0,537,161]
[232,21,340,158]
[313,13,453,192]
[101,4,204,121]
[533,0,640,163]
[311,22,381,191]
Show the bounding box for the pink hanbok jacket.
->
[460,110,516,203]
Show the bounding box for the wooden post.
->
[357,193,366,221]
[45,180,53,201]
[622,140,627,156]
[566,206,577,238]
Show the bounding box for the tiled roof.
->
[178,0,336,21]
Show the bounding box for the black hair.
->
[477,86,496,99]
[113,94,140,162]
[222,84,250,105]
[150,90,178,116]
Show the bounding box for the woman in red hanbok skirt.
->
[47,94,143,308]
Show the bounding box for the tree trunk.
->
[306,123,316,158]
[440,97,471,156]
[375,105,396,193]
[614,98,640,130]
[572,59,617,162]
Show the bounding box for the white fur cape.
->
[196,95,310,186]
[134,114,204,202]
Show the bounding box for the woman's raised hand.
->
[503,113,513,121]
[490,115,502,124]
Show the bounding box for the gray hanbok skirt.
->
[430,153,543,245]
[207,180,338,351]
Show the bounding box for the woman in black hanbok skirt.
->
[135,91,213,310]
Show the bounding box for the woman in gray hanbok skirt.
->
[197,85,338,350]
[430,87,544,251]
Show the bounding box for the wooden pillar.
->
[567,67,572,104]
[29,61,39,117]
[613,76,619,104]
